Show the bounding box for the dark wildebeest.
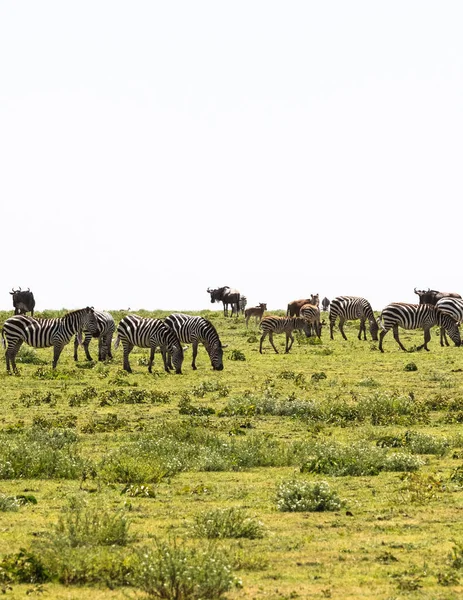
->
[10,288,35,316]
[414,287,462,305]
[207,286,241,316]
[321,297,330,312]
[286,294,319,317]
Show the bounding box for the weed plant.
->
[276,479,343,512]
[192,507,265,539]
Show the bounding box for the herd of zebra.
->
[2,286,463,374]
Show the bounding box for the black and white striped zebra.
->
[1,307,97,373]
[378,302,461,352]
[114,314,184,374]
[329,296,378,341]
[435,297,463,346]
[73,310,115,362]
[300,303,322,338]
[259,316,311,354]
[164,313,226,371]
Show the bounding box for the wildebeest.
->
[321,297,330,312]
[286,294,319,317]
[245,303,267,328]
[207,286,241,316]
[414,288,462,305]
[10,287,35,316]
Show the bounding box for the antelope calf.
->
[245,303,267,328]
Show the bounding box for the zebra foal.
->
[74,310,115,362]
[114,315,184,374]
[378,302,461,353]
[1,307,97,373]
[435,297,463,346]
[259,316,311,354]
[164,313,226,371]
[329,296,378,341]
[300,303,322,338]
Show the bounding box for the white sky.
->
[1,1,462,313]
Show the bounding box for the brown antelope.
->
[286,294,319,317]
[245,303,267,328]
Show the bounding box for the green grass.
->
[2,308,463,599]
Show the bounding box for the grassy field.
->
[1,307,463,599]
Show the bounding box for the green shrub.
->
[192,507,264,539]
[191,381,230,398]
[0,549,50,584]
[404,362,418,371]
[0,494,20,512]
[133,538,239,600]
[229,349,246,361]
[276,479,343,512]
[15,347,47,365]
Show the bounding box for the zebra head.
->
[171,343,184,374]
[438,313,461,347]
[369,318,379,341]
[206,340,227,370]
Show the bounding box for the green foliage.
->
[133,538,239,600]
[18,390,58,407]
[404,362,418,371]
[192,507,265,539]
[376,430,449,455]
[179,397,216,416]
[190,381,230,398]
[229,349,246,361]
[0,494,20,512]
[276,479,343,512]
[15,347,47,365]
[0,549,50,584]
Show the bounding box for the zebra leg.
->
[392,324,408,352]
[358,318,366,340]
[379,329,388,352]
[106,334,114,359]
[83,338,93,361]
[417,328,432,352]
[440,328,449,347]
[338,318,348,341]
[285,332,294,353]
[259,332,267,353]
[159,347,171,373]
[52,343,65,369]
[269,332,279,354]
[73,335,79,361]
[6,340,23,374]
[148,346,156,373]
[191,341,199,370]
[122,341,134,372]
[329,318,336,340]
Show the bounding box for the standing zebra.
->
[164,313,226,371]
[1,307,97,374]
[435,297,463,346]
[329,296,378,341]
[259,316,311,354]
[378,302,461,352]
[114,314,184,374]
[239,296,247,314]
[74,310,115,362]
[300,303,322,338]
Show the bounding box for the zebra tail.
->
[377,314,386,331]
[114,335,120,350]
[0,328,5,349]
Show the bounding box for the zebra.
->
[73,310,115,362]
[300,303,322,338]
[378,302,461,353]
[435,297,463,346]
[329,296,378,341]
[1,307,97,374]
[164,313,226,370]
[114,314,184,374]
[239,295,247,315]
[259,316,311,354]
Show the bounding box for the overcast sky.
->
[1,1,462,313]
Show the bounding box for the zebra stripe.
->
[300,303,321,338]
[435,297,463,346]
[74,310,115,362]
[114,314,184,374]
[164,313,225,371]
[1,307,97,373]
[378,302,461,352]
[259,316,311,354]
[329,296,378,341]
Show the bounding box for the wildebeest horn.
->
[18,287,21,291]
[27,288,30,292]
[414,287,418,294]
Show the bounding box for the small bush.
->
[229,349,246,361]
[192,507,265,539]
[404,362,418,372]
[191,381,230,398]
[179,398,215,416]
[133,538,239,600]
[15,347,47,365]
[276,479,343,512]
[0,494,20,512]
[0,549,50,584]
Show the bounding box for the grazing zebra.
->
[73,310,115,362]
[1,307,97,373]
[378,302,461,352]
[259,316,311,354]
[300,303,322,337]
[435,297,463,346]
[114,314,184,374]
[165,313,226,371]
[329,296,378,341]
[245,303,267,328]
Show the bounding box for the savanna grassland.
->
[2,308,463,600]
